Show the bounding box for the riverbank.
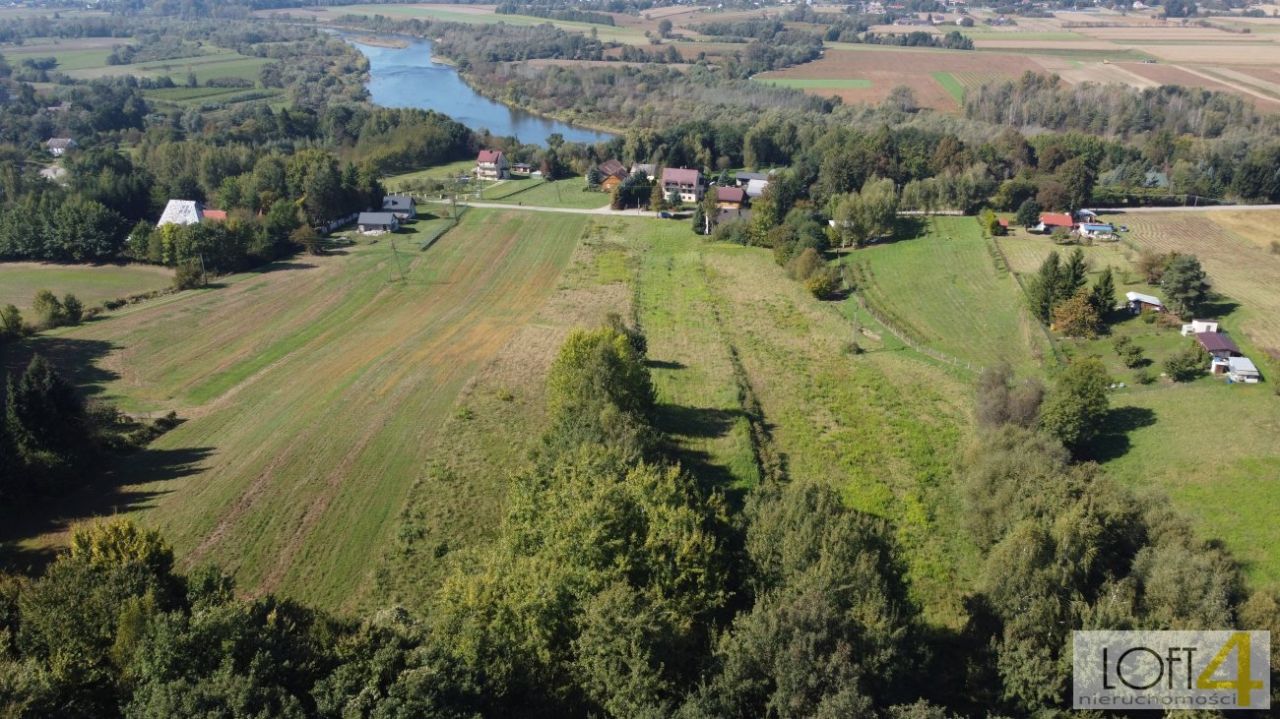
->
[353,35,408,49]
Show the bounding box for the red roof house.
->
[716,186,746,207]
[202,209,227,222]
[1039,212,1074,229]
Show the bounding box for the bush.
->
[1164,342,1209,382]
[787,247,824,281]
[173,262,205,290]
[31,290,66,330]
[62,294,83,325]
[804,267,840,299]
[1134,367,1156,385]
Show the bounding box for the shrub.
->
[173,261,205,290]
[804,267,840,299]
[31,290,66,330]
[1134,367,1156,385]
[61,294,83,325]
[1164,342,1209,382]
[787,247,824,281]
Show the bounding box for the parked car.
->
[658,211,672,219]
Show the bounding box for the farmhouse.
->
[475,150,509,180]
[662,167,704,203]
[1077,222,1115,240]
[45,137,77,157]
[716,186,747,210]
[357,212,399,234]
[1227,356,1261,384]
[630,163,657,181]
[1125,291,1164,313]
[1034,212,1075,233]
[597,159,628,191]
[382,195,417,220]
[1181,319,1219,336]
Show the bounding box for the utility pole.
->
[389,239,406,283]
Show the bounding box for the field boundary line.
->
[983,228,1064,366]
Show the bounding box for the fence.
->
[981,226,1065,366]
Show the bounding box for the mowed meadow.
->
[10,209,589,611]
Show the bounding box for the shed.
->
[1181,319,1218,336]
[45,137,77,157]
[736,171,769,186]
[629,163,656,181]
[1227,356,1261,384]
[1195,332,1240,359]
[357,212,399,234]
[745,178,770,199]
[597,159,627,179]
[1125,291,1164,313]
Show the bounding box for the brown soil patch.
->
[758,48,1042,111]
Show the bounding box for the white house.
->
[157,199,205,227]
[1227,356,1261,384]
[661,167,704,203]
[475,150,509,181]
[45,137,77,157]
[1181,319,1219,337]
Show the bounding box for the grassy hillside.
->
[9,210,587,612]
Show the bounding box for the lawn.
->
[0,262,173,314]
[384,158,480,188]
[7,210,589,613]
[1104,381,1280,588]
[1,45,116,72]
[850,216,1049,372]
[481,176,612,209]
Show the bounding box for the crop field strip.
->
[21,210,586,611]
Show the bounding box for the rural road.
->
[427,199,657,216]
[1092,203,1280,213]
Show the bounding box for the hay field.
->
[12,210,587,612]
[0,263,173,315]
[1123,212,1280,358]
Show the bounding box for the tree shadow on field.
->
[1085,405,1157,463]
[1198,294,1240,319]
[0,446,214,576]
[2,336,119,400]
[646,359,686,370]
[655,403,756,509]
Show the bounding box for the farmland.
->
[5,210,589,612]
[0,262,173,315]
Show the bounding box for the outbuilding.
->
[357,212,399,234]
[1181,319,1219,336]
[1227,356,1261,384]
[1125,291,1164,314]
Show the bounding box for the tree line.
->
[2,317,1276,717]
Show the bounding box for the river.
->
[348,37,614,146]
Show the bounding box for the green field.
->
[481,176,611,209]
[932,72,966,103]
[72,50,271,83]
[851,217,1048,371]
[757,77,872,89]
[11,210,588,612]
[1,45,116,72]
[0,262,173,314]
